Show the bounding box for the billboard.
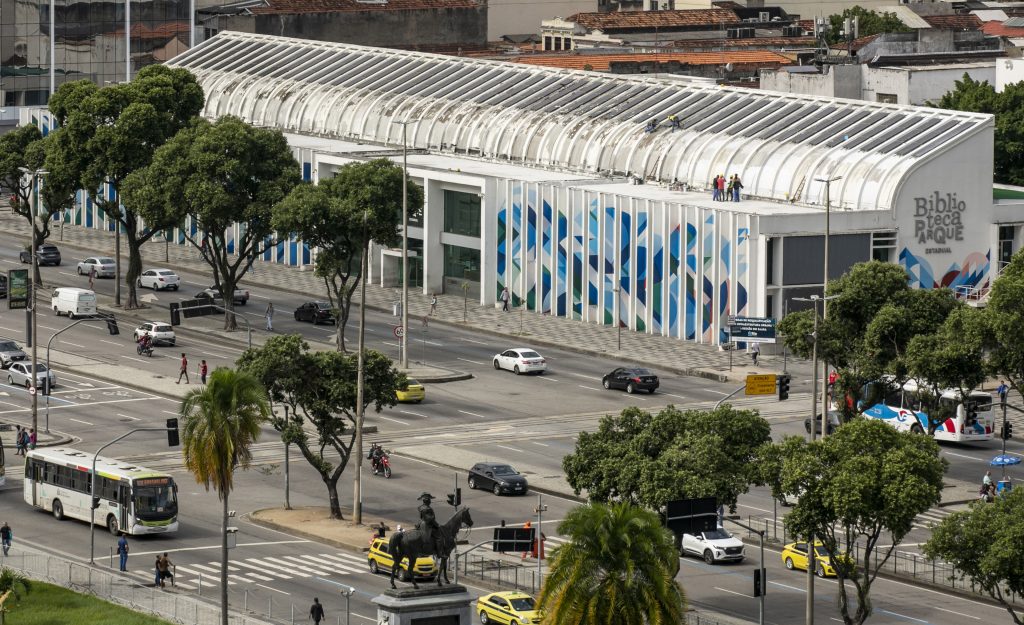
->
[7,269,29,310]
[728,316,776,344]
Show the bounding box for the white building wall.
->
[996,58,1024,92]
[489,0,595,40]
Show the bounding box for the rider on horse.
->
[416,492,441,552]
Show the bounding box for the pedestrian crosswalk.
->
[911,505,959,530]
[165,550,368,590]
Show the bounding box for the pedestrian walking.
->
[309,597,325,624]
[1,522,12,556]
[88,266,95,290]
[14,426,23,456]
[998,380,1009,405]
[430,293,437,316]
[501,287,510,312]
[265,302,274,331]
[28,428,35,450]
[711,175,720,201]
[154,555,162,587]
[750,343,760,366]
[176,353,189,384]
[199,360,208,385]
[158,553,174,587]
[117,533,129,571]
[732,174,743,202]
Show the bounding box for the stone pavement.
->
[2,213,813,383]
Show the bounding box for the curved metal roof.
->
[168,31,992,210]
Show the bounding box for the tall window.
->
[871,231,897,263]
[443,244,480,282]
[443,190,481,237]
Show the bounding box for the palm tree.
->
[538,502,685,625]
[180,368,269,625]
[0,567,31,600]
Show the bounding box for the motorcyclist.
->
[370,443,385,474]
[137,334,153,353]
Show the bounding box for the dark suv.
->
[294,301,336,325]
[20,244,61,266]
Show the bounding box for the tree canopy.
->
[236,334,404,518]
[272,159,422,351]
[826,7,910,45]
[562,405,770,513]
[125,115,300,328]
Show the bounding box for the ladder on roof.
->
[793,176,806,203]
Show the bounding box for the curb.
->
[244,509,372,556]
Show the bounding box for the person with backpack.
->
[1,522,12,556]
[309,597,325,624]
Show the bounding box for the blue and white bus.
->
[856,378,995,443]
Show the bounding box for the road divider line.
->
[495,444,524,453]
[200,352,230,359]
[457,358,485,366]
[383,341,400,348]
[876,609,928,624]
[713,587,751,599]
[99,339,121,346]
[578,385,602,391]
[560,371,596,380]
[461,338,489,345]
[68,418,94,426]
[944,451,983,461]
[458,410,488,419]
[664,393,688,400]
[537,376,559,382]
[531,442,549,447]
[123,356,150,364]
[377,416,410,426]
[117,413,141,421]
[423,340,443,346]
[933,607,981,620]
[60,341,86,348]
[399,410,429,418]
[255,583,289,595]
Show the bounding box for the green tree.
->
[0,567,32,601]
[775,419,947,625]
[826,7,910,45]
[562,405,770,513]
[984,248,1024,397]
[46,65,204,308]
[0,125,50,284]
[923,489,1024,624]
[538,502,685,625]
[236,335,404,519]
[272,161,423,351]
[180,368,269,625]
[126,116,300,329]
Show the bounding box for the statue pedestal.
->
[372,585,473,625]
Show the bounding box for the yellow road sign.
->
[745,374,778,396]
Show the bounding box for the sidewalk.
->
[2,213,812,383]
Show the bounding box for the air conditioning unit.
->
[782,25,803,37]
[759,11,770,21]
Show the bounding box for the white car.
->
[76,257,115,278]
[7,361,56,390]
[681,528,745,564]
[138,268,180,291]
[134,322,176,346]
[492,348,547,375]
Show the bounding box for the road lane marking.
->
[944,451,983,461]
[423,340,443,346]
[200,351,230,359]
[68,418,94,426]
[876,609,928,623]
[383,341,400,347]
[461,338,489,345]
[713,587,751,599]
[99,339,121,346]
[399,410,429,418]
[531,442,549,447]
[458,410,488,419]
[457,357,485,366]
[377,416,410,426]
[117,413,141,421]
[60,341,86,348]
[933,607,981,620]
[578,385,602,391]
[664,393,688,400]
[705,389,728,395]
[256,583,289,594]
[162,410,178,416]
[560,371,597,380]
[58,271,76,277]
[537,376,558,382]
[123,356,150,364]
[496,444,524,453]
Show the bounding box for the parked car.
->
[395,378,425,403]
[76,257,116,278]
[134,322,176,346]
[492,348,547,375]
[20,244,61,266]
[681,527,745,564]
[468,462,529,496]
[293,301,335,325]
[196,285,249,305]
[138,268,180,291]
[781,541,849,578]
[601,367,660,394]
[0,340,27,368]
[366,537,435,581]
[6,361,56,390]
[477,591,542,625]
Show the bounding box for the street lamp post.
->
[20,167,47,440]
[814,175,842,438]
[353,210,369,525]
[392,119,417,370]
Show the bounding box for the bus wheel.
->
[107,515,120,536]
[52,500,64,521]
[910,423,924,435]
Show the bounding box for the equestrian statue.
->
[388,492,474,589]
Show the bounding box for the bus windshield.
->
[133,479,177,520]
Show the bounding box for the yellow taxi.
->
[477,591,542,625]
[367,537,436,581]
[396,378,425,403]
[781,540,848,578]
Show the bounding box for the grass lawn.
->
[3,580,173,625]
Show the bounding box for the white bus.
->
[24,448,178,535]
[856,379,995,443]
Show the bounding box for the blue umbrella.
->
[991,454,1022,467]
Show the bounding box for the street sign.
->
[729,316,777,344]
[745,374,777,396]
[28,386,36,396]
[393,326,405,338]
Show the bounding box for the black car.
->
[602,367,660,394]
[294,301,336,325]
[20,244,61,266]
[468,462,529,496]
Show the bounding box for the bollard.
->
[291,603,295,624]
[198,572,202,595]
[245,589,248,612]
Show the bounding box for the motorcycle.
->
[136,341,154,357]
[372,452,392,479]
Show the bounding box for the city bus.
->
[856,378,995,443]
[24,448,178,535]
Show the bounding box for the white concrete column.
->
[422,178,445,294]
[478,180,496,305]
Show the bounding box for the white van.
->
[51,287,97,319]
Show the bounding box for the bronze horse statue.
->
[388,507,473,589]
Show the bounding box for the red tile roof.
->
[982,21,1024,38]
[249,0,479,15]
[511,50,791,71]
[566,9,742,31]
[923,14,982,30]
[796,19,814,33]
[669,36,817,48]
[830,33,879,51]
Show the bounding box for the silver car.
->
[0,340,27,369]
[76,257,116,278]
[6,361,56,390]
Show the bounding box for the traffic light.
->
[447,492,456,507]
[105,318,119,335]
[166,418,180,447]
[778,374,791,401]
[91,496,100,510]
[1002,422,1014,440]
[446,488,462,507]
[170,303,181,326]
[41,376,50,396]
[753,568,766,597]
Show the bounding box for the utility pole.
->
[535,493,547,588]
[353,210,369,525]
[392,119,416,370]
[815,175,842,439]
[20,167,47,440]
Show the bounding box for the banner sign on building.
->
[728,316,777,344]
[7,269,29,310]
